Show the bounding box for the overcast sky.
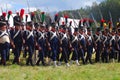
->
[0,0,104,13]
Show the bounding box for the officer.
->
[23,21,34,66]
[0,21,10,65]
[85,28,93,64]
[10,15,23,64]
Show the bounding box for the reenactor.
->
[23,21,35,66]
[71,28,80,66]
[10,16,23,64]
[36,24,46,66]
[109,28,117,62]
[78,28,86,64]
[59,25,70,66]
[0,21,10,65]
[117,27,120,62]
[101,29,109,63]
[48,23,60,67]
[85,28,93,64]
[93,28,102,62]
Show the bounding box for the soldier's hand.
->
[60,47,62,52]
[39,47,42,51]
[26,46,29,50]
[48,47,51,51]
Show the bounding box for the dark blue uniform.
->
[85,31,93,64]
[0,30,10,65]
[10,29,23,64]
[36,30,46,65]
[23,30,34,65]
[78,33,86,64]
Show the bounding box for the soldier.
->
[36,24,46,66]
[109,28,117,62]
[85,28,93,64]
[10,15,23,64]
[117,28,120,62]
[48,23,60,67]
[78,28,86,64]
[101,29,109,63]
[23,21,34,66]
[71,28,80,66]
[0,21,10,65]
[93,28,102,63]
[59,25,70,66]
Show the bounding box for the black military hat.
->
[13,15,22,26]
[34,22,40,28]
[112,28,116,32]
[74,28,78,32]
[87,27,91,32]
[26,21,33,27]
[0,21,6,27]
[51,22,56,28]
[96,27,101,32]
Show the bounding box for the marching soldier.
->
[36,24,46,66]
[59,25,70,66]
[101,29,109,63]
[93,28,102,63]
[48,23,60,67]
[0,21,10,65]
[78,28,86,64]
[10,15,23,64]
[109,28,117,62]
[23,21,35,66]
[85,28,93,64]
[71,28,80,66]
[117,28,120,62]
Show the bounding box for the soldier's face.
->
[0,25,6,31]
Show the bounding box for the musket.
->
[109,11,114,28]
[90,13,98,28]
[69,12,78,28]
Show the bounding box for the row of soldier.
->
[0,13,120,67]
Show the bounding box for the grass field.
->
[0,52,120,80]
[0,60,120,80]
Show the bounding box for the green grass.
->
[0,52,120,80]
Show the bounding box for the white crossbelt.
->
[61,33,67,41]
[13,30,20,39]
[38,32,44,40]
[72,35,78,43]
[79,34,85,41]
[110,35,115,45]
[95,34,101,42]
[0,30,7,38]
[50,31,57,40]
[103,35,107,44]
[0,30,10,43]
[27,31,33,39]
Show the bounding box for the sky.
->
[0,0,104,13]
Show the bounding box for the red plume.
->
[2,12,6,17]
[62,22,65,25]
[41,12,45,14]
[101,18,105,23]
[20,9,25,19]
[55,13,58,16]
[8,11,12,15]
[31,12,35,16]
[64,14,68,18]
